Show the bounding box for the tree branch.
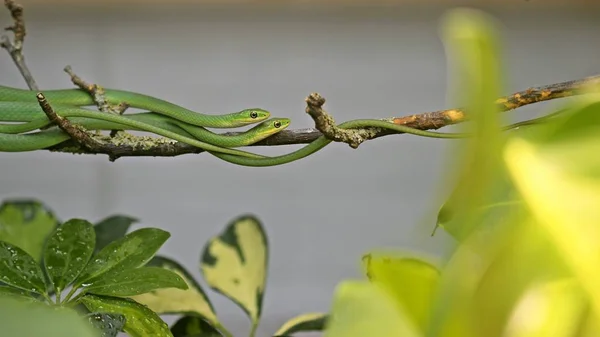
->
[0,0,37,90]
[44,74,600,160]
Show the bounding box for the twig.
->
[36,92,104,150]
[64,65,129,115]
[305,93,372,148]
[0,0,37,90]
[64,65,130,137]
[41,73,600,160]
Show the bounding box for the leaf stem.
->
[249,322,258,337]
[215,323,234,337]
[55,288,62,304]
[63,286,82,304]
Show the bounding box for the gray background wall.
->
[1,3,599,336]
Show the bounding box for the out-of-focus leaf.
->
[130,256,220,327]
[361,252,440,331]
[502,278,589,337]
[322,280,421,337]
[433,7,506,241]
[0,199,59,261]
[94,215,137,253]
[43,219,96,293]
[273,312,328,336]
[200,215,268,330]
[84,266,187,297]
[170,316,223,337]
[0,240,47,294]
[80,294,173,337]
[0,296,98,337]
[505,133,600,316]
[75,228,170,287]
[87,312,126,337]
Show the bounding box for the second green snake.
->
[0,85,271,128]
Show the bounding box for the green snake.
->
[209,112,566,167]
[0,85,270,128]
[0,102,289,148]
[0,101,289,158]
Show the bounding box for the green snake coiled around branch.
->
[0,85,271,128]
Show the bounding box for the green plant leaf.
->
[503,278,589,336]
[83,266,187,297]
[0,296,98,337]
[94,215,138,253]
[170,316,223,337]
[75,227,170,287]
[86,312,126,337]
[130,256,220,326]
[273,312,328,336]
[200,215,268,329]
[0,199,59,261]
[433,7,506,241]
[0,240,47,294]
[43,219,96,293]
[362,252,440,332]
[0,285,39,303]
[81,294,173,337]
[322,280,420,337]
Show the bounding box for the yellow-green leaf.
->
[505,135,600,316]
[433,7,506,241]
[200,215,268,328]
[273,312,328,336]
[361,252,440,331]
[81,293,173,337]
[503,278,589,337]
[130,256,220,327]
[322,280,421,337]
[0,199,59,261]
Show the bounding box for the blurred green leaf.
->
[200,215,268,331]
[170,316,223,337]
[86,312,126,337]
[273,312,328,336]
[130,256,220,327]
[502,278,589,337]
[505,128,600,317]
[94,215,137,253]
[44,219,96,293]
[84,266,187,297]
[81,294,173,337]
[0,199,59,261]
[0,296,98,337]
[362,252,440,332]
[75,228,170,287]
[322,280,420,337]
[433,7,506,241]
[0,240,47,294]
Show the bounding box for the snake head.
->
[237,108,271,125]
[250,117,291,140]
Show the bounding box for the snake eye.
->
[274,121,282,128]
[250,111,258,119]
